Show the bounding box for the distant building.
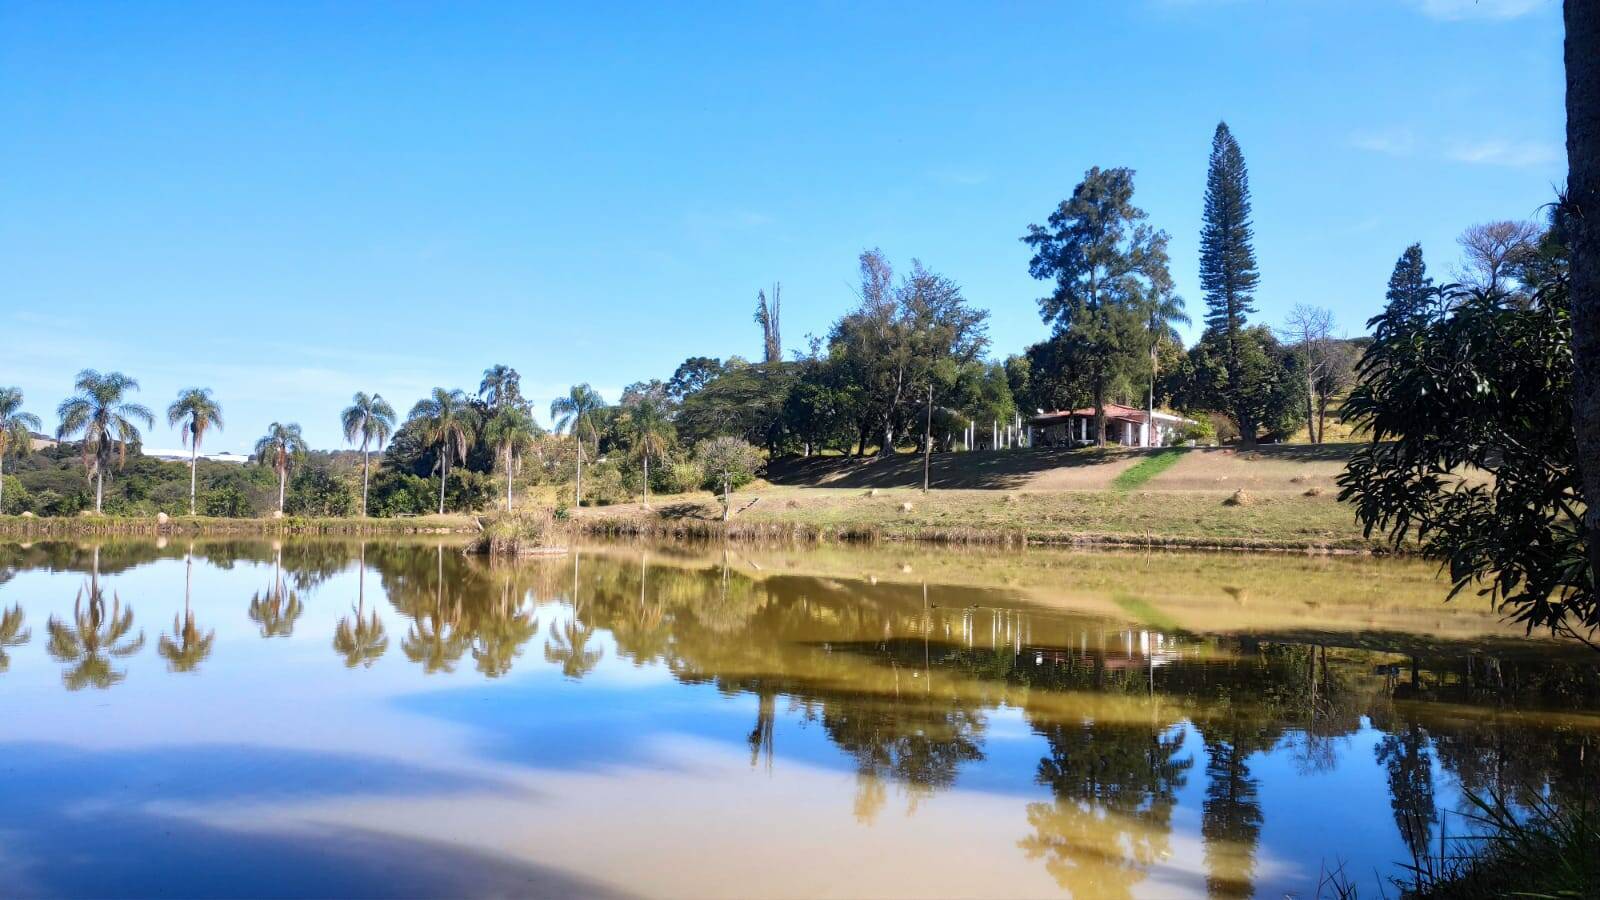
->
[1027,405,1196,448]
[144,448,250,465]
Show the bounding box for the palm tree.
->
[334,545,388,668]
[408,388,477,515]
[254,422,307,514]
[55,370,155,514]
[158,548,213,672]
[482,404,538,513]
[166,388,224,516]
[479,364,523,411]
[623,397,673,509]
[1144,287,1189,447]
[550,384,605,507]
[0,387,43,515]
[340,392,396,517]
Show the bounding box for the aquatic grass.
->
[1110,448,1188,492]
[1396,789,1600,899]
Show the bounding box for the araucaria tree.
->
[550,384,605,507]
[1199,122,1263,444]
[1383,243,1438,327]
[1023,166,1171,445]
[409,388,477,515]
[166,388,223,516]
[254,422,307,514]
[56,370,155,514]
[0,387,43,515]
[341,392,396,517]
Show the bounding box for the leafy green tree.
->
[550,384,605,507]
[1144,278,1189,430]
[0,387,42,515]
[696,436,763,521]
[1023,166,1170,445]
[254,422,308,514]
[409,388,477,515]
[481,404,539,512]
[667,356,725,401]
[1339,262,1596,643]
[1199,122,1263,445]
[286,462,355,517]
[1178,326,1305,442]
[677,359,797,452]
[166,387,223,516]
[56,370,156,514]
[621,396,673,508]
[341,392,396,517]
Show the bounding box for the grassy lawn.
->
[1110,448,1187,491]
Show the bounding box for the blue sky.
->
[0,0,1566,451]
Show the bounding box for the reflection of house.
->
[1027,405,1196,448]
[28,431,57,451]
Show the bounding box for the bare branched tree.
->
[754,283,782,364]
[1456,220,1541,294]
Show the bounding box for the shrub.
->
[1,475,29,515]
[202,484,254,518]
[286,465,356,517]
[581,460,628,506]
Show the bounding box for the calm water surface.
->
[1,538,1596,899]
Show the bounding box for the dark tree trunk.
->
[1568,0,1600,586]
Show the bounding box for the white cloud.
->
[1407,0,1547,22]
[1349,128,1419,157]
[1445,138,1561,168]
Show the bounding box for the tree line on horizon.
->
[0,121,1573,529]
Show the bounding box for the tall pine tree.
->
[1382,243,1436,326]
[1199,122,1262,444]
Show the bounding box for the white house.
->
[1026,404,1196,448]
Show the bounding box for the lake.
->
[1,538,1595,898]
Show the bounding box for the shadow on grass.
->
[765,447,1127,490]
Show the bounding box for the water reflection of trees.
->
[1,603,30,672]
[248,545,303,638]
[158,548,214,673]
[45,548,145,690]
[333,545,388,669]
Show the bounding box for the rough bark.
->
[189,443,198,515]
[1571,0,1600,585]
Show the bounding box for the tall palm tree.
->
[55,370,154,514]
[340,392,396,517]
[478,364,523,411]
[158,547,214,672]
[1144,287,1189,447]
[623,397,673,509]
[482,404,538,513]
[408,388,477,515]
[0,386,43,515]
[550,384,605,507]
[254,422,307,514]
[166,388,224,516]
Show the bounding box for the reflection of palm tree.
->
[249,547,303,637]
[401,546,468,673]
[472,578,539,678]
[46,549,144,689]
[334,545,388,668]
[158,548,214,672]
[0,603,30,673]
[544,550,603,679]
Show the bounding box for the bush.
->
[656,456,705,495]
[470,508,562,555]
[1173,420,1216,446]
[202,484,254,518]
[581,459,628,506]
[286,465,356,517]
[1,475,29,515]
[369,470,434,517]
